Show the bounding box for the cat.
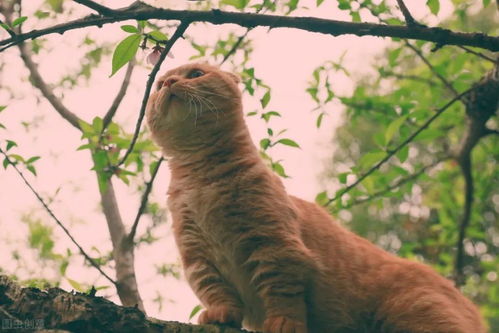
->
[146,63,486,333]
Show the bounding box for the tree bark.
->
[0,276,247,333]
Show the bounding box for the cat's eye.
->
[187,70,205,79]
[156,80,164,90]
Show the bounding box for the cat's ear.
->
[225,71,241,84]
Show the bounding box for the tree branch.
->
[453,64,499,285]
[72,0,115,16]
[102,60,135,130]
[116,21,189,168]
[395,0,422,27]
[18,42,82,130]
[344,157,448,208]
[127,157,164,242]
[405,41,460,97]
[0,147,116,286]
[1,3,498,52]
[458,45,496,63]
[326,86,475,206]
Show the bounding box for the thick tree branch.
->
[116,21,189,168]
[127,157,164,242]
[326,86,475,206]
[454,64,499,285]
[0,147,116,286]
[99,179,144,311]
[0,275,247,333]
[73,0,115,16]
[102,60,135,130]
[1,3,498,52]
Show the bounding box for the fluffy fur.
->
[146,63,485,333]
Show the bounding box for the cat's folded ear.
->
[225,71,241,84]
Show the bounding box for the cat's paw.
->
[263,316,307,333]
[198,305,243,328]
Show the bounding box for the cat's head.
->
[146,63,243,152]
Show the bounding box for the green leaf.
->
[413,128,443,142]
[6,140,17,151]
[79,120,94,135]
[66,278,85,292]
[110,34,141,77]
[3,158,9,169]
[276,138,300,148]
[77,143,93,151]
[0,23,10,31]
[59,260,69,276]
[260,90,271,109]
[92,117,103,133]
[272,162,289,178]
[189,305,203,320]
[246,111,258,117]
[221,0,248,9]
[34,10,51,19]
[385,115,407,145]
[26,156,41,164]
[12,16,28,27]
[0,106,6,112]
[148,30,168,41]
[46,0,64,13]
[338,172,349,184]
[9,154,25,163]
[483,0,491,6]
[315,191,329,206]
[350,11,361,22]
[260,138,271,150]
[396,145,409,163]
[121,25,139,33]
[359,151,385,169]
[388,48,402,67]
[316,0,325,5]
[316,113,325,128]
[27,165,37,176]
[261,111,281,122]
[426,0,440,15]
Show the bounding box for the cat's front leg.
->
[243,236,315,333]
[174,217,244,327]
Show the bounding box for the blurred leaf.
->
[12,16,28,27]
[315,191,329,206]
[426,0,440,15]
[261,90,271,109]
[121,25,139,33]
[66,278,85,292]
[26,156,41,164]
[148,30,168,41]
[385,115,408,145]
[46,0,64,13]
[261,111,281,122]
[189,304,203,320]
[260,138,271,150]
[221,0,249,9]
[359,151,385,169]
[396,145,409,163]
[6,140,17,151]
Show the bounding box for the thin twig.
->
[326,86,475,206]
[102,60,135,131]
[128,157,165,242]
[344,157,448,208]
[72,0,115,16]
[220,29,251,65]
[0,146,116,285]
[405,41,460,97]
[116,21,189,168]
[458,45,496,63]
[0,6,498,52]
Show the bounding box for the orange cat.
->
[146,63,485,333]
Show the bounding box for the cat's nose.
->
[164,77,178,88]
